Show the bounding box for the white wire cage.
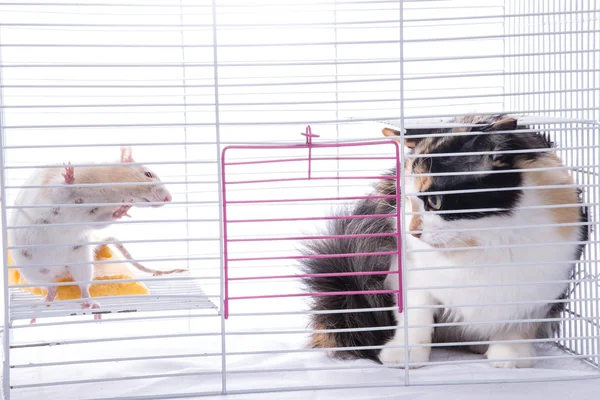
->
[0,0,598,399]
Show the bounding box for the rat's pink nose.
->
[164,194,172,202]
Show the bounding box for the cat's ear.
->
[382,127,430,149]
[480,117,518,132]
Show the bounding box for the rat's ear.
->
[480,117,518,132]
[120,146,134,163]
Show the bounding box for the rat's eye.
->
[144,171,154,178]
[427,195,443,210]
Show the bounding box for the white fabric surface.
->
[5,327,600,400]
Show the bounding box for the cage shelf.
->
[9,278,218,322]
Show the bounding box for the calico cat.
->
[300,115,588,368]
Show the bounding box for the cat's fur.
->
[300,114,589,368]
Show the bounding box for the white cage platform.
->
[9,277,218,322]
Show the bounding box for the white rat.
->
[8,146,187,322]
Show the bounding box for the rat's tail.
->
[299,198,398,363]
[96,238,188,276]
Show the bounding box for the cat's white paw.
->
[486,342,535,368]
[379,339,431,369]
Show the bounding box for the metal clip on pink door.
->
[300,125,320,180]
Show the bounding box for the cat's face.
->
[390,115,561,249]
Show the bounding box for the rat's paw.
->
[112,200,133,219]
[379,338,430,369]
[81,299,100,310]
[486,342,535,368]
[81,299,102,320]
[62,162,75,184]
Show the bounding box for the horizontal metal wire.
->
[6,199,213,210]
[10,351,223,369]
[407,277,600,291]
[223,340,597,358]
[8,276,220,290]
[140,375,599,400]
[0,0,420,7]
[406,164,598,178]
[221,362,596,381]
[3,29,596,49]
[9,255,219,270]
[5,180,217,191]
[407,221,596,236]
[4,159,216,169]
[406,145,599,160]
[0,10,596,29]
[9,371,222,390]
[406,182,597,197]
[7,236,219,250]
[403,257,600,273]
[10,293,219,309]
[3,108,599,130]
[10,331,221,349]
[0,86,598,112]
[3,48,598,68]
[3,69,598,89]
[8,352,598,391]
[407,202,599,217]
[10,312,219,330]
[7,217,220,230]
[407,239,600,254]
[226,288,599,316]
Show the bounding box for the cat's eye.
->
[427,195,443,210]
[144,171,154,178]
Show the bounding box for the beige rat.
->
[8,147,187,322]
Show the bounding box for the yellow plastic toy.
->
[7,238,150,300]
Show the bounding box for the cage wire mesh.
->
[0,0,598,399]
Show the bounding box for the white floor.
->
[4,329,599,400]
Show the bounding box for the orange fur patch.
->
[408,198,422,236]
[517,154,580,238]
[309,322,337,349]
[414,176,432,193]
[410,159,433,192]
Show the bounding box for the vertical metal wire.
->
[541,0,547,117]
[593,0,600,368]
[398,0,410,383]
[523,0,528,114]
[511,0,516,112]
[0,24,11,400]
[211,0,227,393]
[179,0,192,276]
[502,0,508,112]
[334,0,341,196]
[517,0,523,114]
[576,0,590,360]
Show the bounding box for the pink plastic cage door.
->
[220,126,404,319]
